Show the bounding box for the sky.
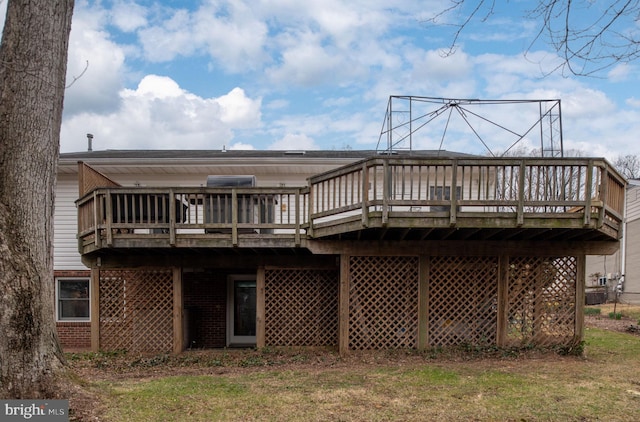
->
[2,0,640,159]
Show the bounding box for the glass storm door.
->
[227,276,257,346]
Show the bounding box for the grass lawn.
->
[69,328,640,421]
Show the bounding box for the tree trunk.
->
[0,0,75,398]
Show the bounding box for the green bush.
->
[584,307,601,316]
[608,312,622,320]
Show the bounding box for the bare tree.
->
[0,0,75,398]
[613,154,640,179]
[430,1,640,76]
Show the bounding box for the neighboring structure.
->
[585,179,640,304]
[621,180,640,303]
[54,149,625,354]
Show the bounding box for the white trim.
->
[55,277,91,322]
[226,274,257,346]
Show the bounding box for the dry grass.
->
[587,302,640,321]
[67,326,640,422]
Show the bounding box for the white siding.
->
[622,218,640,303]
[585,251,622,287]
[626,184,640,223]
[53,168,323,270]
[54,175,85,270]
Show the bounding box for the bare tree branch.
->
[66,60,89,89]
[428,0,640,76]
[613,154,640,179]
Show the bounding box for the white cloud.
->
[194,2,269,72]
[228,142,256,150]
[265,99,290,110]
[561,88,616,118]
[0,1,6,28]
[133,74,184,98]
[137,9,195,62]
[63,2,125,116]
[61,75,262,152]
[51,0,640,161]
[216,88,262,126]
[626,97,640,108]
[137,2,269,71]
[111,1,148,32]
[267,32,349,86]
[409,49,472,82]
[607,63,632,82]
[269,133,319,150]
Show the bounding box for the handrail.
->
[76,157,626,251]
[306,156,625,230]
[76,186,309,248]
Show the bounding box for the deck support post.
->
[417,255,429,350]
[496,255,509,347]
[90,267,100,352]
[256,266,266,348]
[575,255,586,345]
[172,267,183,354]
[339,255,350,356]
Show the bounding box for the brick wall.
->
[183,271,227,348]
[56,322,91,351]
[54,270,92,351]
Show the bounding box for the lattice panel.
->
[428,257,498,347]
[264,269,338,346]
[99,272,131,351]
[506,257,576,347]
[99,269,173,353]
[349,256,419,350]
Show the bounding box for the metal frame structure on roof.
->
[376,96,563,157]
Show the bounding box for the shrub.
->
[584,307,601,316]
[608,312,622,320]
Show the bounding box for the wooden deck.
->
[76,157,625,255]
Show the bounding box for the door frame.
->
[226,274,257,346]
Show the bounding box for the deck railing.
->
[77,187,308,248]
[307,157,625,234]
[76,157,626,251]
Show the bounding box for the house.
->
[621,180,640,303]
[585,179,640,304]
[53,148,625,354]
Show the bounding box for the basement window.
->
[598,276,607,287]
[56,278,90,321]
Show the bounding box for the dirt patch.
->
[585,314,640,335]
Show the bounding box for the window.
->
[57,278,90,321]
[598,276,607,286]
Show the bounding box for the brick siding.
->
[56,322,91,351]
[54,270,92,351]
[183,271,227,348]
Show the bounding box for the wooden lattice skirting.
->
[99,269,173,353]
[94,256,578,353]
[264,268,339,347]
[347,255,578,350]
